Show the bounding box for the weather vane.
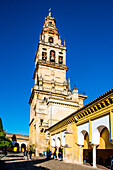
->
[49,8,51,12]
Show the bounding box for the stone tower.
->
[29,10,87,156]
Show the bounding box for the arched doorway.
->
[13,143,19,152]
[21,143,26,152]
[97,127,113,166]
[83,132,92,163]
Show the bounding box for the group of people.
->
[43,150,52,159]
[43,148,63,160]
[53,151,62,160]
[24,149,32,160]
[53,148,63,160]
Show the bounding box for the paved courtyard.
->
[0,153,110,170]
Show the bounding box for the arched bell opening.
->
[96,127,113,167]
[83,132,92,164]
[59,56,63,64]
[50,50,55,62]
[42,52,47,61]
[21,143,26,152]
[49,37,54,43]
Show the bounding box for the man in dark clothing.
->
[24,150,28,160]
[29,150,32,160]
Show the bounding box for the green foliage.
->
[29,144,35,153]
[0,131,5,138]
[0,130,12,149]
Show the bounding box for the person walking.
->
[24,150,28,160]
[4,146,7,156]
[29,149,32,160]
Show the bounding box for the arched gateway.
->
[6,133,29,152]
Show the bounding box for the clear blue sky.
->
[0,0,113,135]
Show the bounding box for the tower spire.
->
[48,8,51,17]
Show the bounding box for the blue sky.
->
[0,0,113,135]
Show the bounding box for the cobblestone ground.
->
[0,153,110,170]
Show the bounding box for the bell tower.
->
[33,10,68,94]
[29,10,87,156]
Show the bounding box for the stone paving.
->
[0,153,110,170]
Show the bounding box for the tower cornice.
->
[39,40,66,50]
[29,87,69,105]
[33,61,68,79]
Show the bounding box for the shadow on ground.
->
[0,156,51,170]
[0,154,110,170]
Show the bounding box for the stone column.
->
[47,49,50,62]
[52,147,54,158]
[92,144,97,168]
[79,145,82,164]
[35,72,38,85]
[63,147,65,160]
[56,50,58,63]
[110,110,113,140]
[18,142,21,152]
[57,147,59,159]
[19,145,21,152]
[19,147,21,152]
[60,132,62,147]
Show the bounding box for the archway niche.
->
[49,37,53,43]
[97,127,113,166]
[50,50,55,62]
[83,131,92,163]
[21,143,26,152]
[13,143,19,152]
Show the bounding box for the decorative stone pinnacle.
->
[64,40,65,46]
[73,83,78,90]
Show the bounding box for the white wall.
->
[62,131,65,147]
[51,135,55,147]
[92,115,110,144]
[78,122,89,145]
[77,115,110,145]
[56,133,60,147]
